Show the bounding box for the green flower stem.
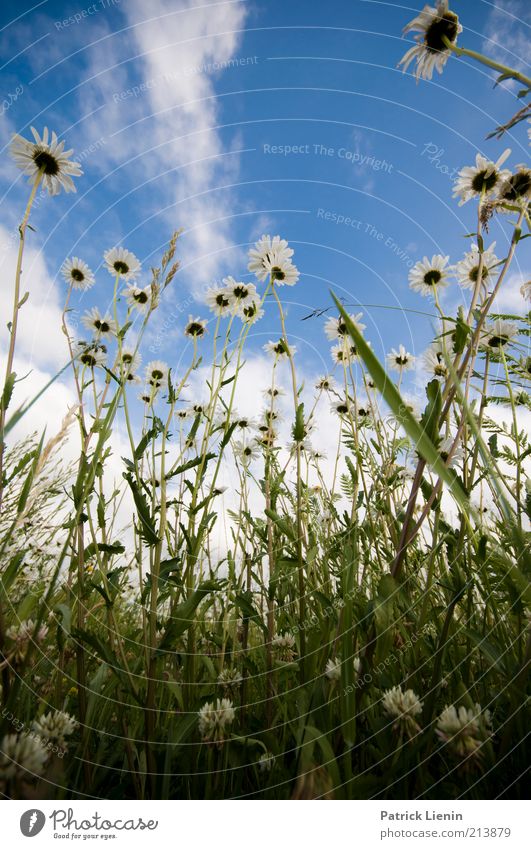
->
[443,36,531,89]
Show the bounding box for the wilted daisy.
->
[520,281,531,302]
[455,243,499,290]
[104,247,141,280]
[480,319,518,352]
[74,340,107,369]
[198,698,235,744]
[124,284,151,313]
[32,711,78,750]
[436,703,492,760]
[234,440,260,465]
[0,733,49,781]
[399,1,462,82]
[272,632,296,661]
[382,685,423,736]
[423,342,449,380]
[324,312,365,341]
[61,257,94,291]
[82,307,117,339]
[497,165,531,206]
[386,344,415,372]
[205,286,232,317]
[145,360,169,389]
[10,127,82,195]
[184,315,208,338]
[248,234,299,285]
[409,255,452,297]
[331,342,359,364]
[453,151,511,206]
[264,338,296,359]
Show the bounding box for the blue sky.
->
[0,0,530,405]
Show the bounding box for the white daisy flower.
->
[248,235,299,285]
[240,298,264,324]
[386,344,415,372]
[256,429,277,449]
[263,338,296,359]
[184,315,208,338]
[0,733,49,781]
[436,703,491,759]
[331,399,352,417]
[324,312,365,341]
[9,126,82,195]
[382,685,423,736]
[356,401,373,424]
[61,257,94,291]
[398,1,462,82]
[480,319,518,352]
[439,435,464,468]
[331,341,359,364]
[409,255,452,297]
[205,286,232,316]
[455,243,500,290]
[234,440,260,464]
[120,348,141,374]
[145,360,169,389]
[81,307,117,339]
[423,342,449,380]
[198,698,235,744]
[497,165,531,206]
[315,375,337,392]
[224,277,257,307]
[74,340,107,369]
[124,285,151,313]
[234,413,256,431]
[453,151,511,206]
[262,386,286,402]
[104,247,141,280]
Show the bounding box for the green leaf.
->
[157,580,223,650]
[123,473,160,545]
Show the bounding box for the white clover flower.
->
[32,711,78,750]
[257,751,275,772]
[382,686,423,736]
[325,657,342,681]
[324,312,365,341]
[205,286,232,317]
[455,243,500,290]
[234,440,260,465]
[272,632,296,660]
[453,151,511,206]
[436,703,492,759]
[217,668,242,692]
[124,284,151,313]
[61,257,94,291]
[6,619,49,661]
[386,344,415,372]
[423,342,449,380]
[104,247,141,280]
[145,360,169,389]
[198,698,235,743]
[409,254,452,297]
[184,315,208,338]
[0,733,49,781]
[480,319,518,352]
[74,340,107,369]
[81,307,118,339]
[10,127,82,194]
[398,1,462,82]
[263,339,296,359]
[248,235,298,284]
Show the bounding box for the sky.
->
[0,0,530,444]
